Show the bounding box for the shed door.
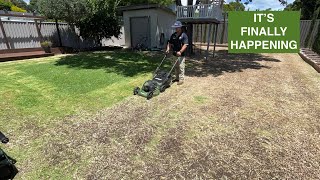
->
[130,16,150,49]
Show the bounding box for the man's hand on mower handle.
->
[176,51,182,56]
[165,48,170,54]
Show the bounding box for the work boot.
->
[172,79,179,83]
[177,81,184,85]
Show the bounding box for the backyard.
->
[1,49,320,179]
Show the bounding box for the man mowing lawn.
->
[166,21,188,85]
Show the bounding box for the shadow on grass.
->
[55,49,281,78]
[54,51,169,77]
[186,50,281,77]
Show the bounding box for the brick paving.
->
[299,48,320,73]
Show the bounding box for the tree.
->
[284,0,301,12]
[223,1,245,11]
[0,0,13,11]
[305,0,320,49]
[37,0,87,25]
[28,0,38,12]
[301,0,319,20]
[76,0,122,46]
[11,0,28,10]
[119,0,172,6]
[11,5,26,12]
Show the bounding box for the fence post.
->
[205,23,212,60]
[213,23,218,57]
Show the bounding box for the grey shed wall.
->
[156,9,176,48]
[123,8,176,49]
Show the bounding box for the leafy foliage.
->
[301,0,320,20]
[0,0,13,11]
[11,0,28,10]
[284,0,301,12]
[223,2,245,11]
[11,5,26,12]
[37,0,87,24]
[0,0,28,12]
[119,0,173,6]
[29,0,38,12]
[76,0,122,45]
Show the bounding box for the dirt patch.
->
[38,50,320,179]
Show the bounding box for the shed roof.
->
[117,4,176,16]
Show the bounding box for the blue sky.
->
[181,0,295,10]
[24,0,294,10]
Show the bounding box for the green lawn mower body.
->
[134,54,179,100]
[134,71,172,100]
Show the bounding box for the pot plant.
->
[40,41,52,53]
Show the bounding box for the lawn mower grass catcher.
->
[133,53,179,100]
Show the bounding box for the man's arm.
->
[177,33,189,56]
[166,42,171,53]
[178,44,188,55]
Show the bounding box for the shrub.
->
[40,41,52,47]
[11,5,26,12]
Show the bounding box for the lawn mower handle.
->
[167,57,181,76]
[153,53,168,78]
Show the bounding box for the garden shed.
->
[118,4,176,50]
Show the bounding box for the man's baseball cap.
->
[171,21,183,28]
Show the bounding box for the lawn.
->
[0,50,169,179]
[1,49,320,179]
[0,51,166,121]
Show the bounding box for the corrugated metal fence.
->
[193,20,320,48]
[0,20,125,50]
[0,19,318,50]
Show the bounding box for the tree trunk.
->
[186,0,194,55]
[55,19,63,47]
[185,23,193,56]
[220,0,224,8]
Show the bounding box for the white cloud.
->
[226,0,295,11]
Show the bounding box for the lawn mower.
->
[133,53,180,100]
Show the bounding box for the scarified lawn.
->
[1,49,320,179]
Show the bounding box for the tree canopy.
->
[76,0,122,45]
[0,0,27,12]
[37,0,87,23]
[223,1,245,11]
[119,0,173,6]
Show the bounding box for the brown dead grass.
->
[35,49,320,179]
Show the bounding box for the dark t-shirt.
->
[169,32,189,56]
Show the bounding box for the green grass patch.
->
[0,51,164,179]
[0,51,162,123]
[194,96,208,103]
